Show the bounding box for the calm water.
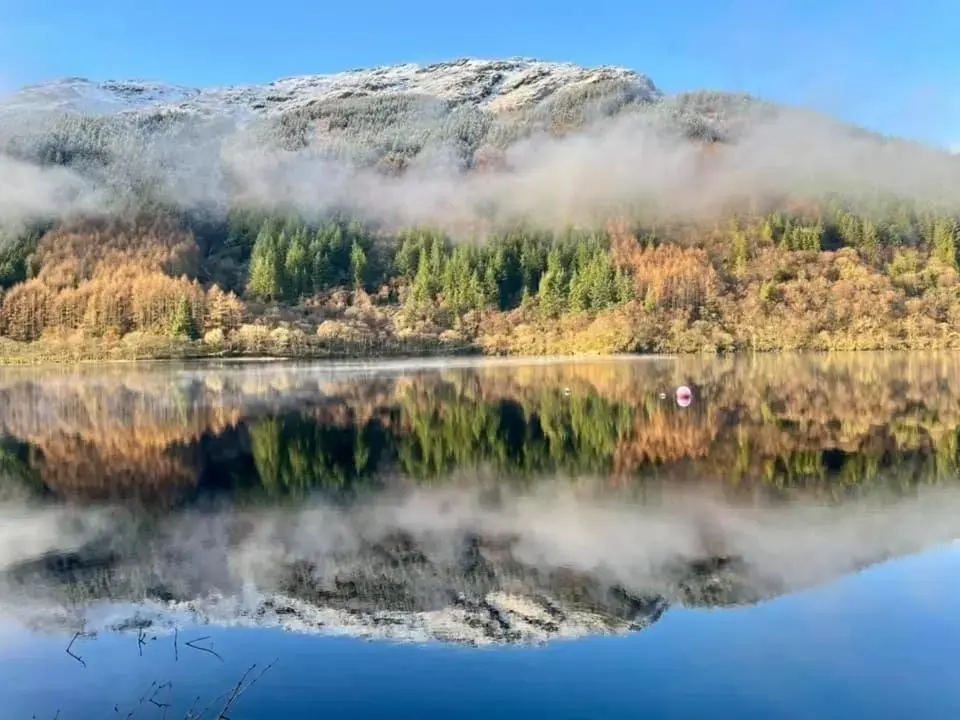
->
[1,354,960,719]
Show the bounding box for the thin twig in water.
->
[65,631,89,667]
[184,695,203,720]
[184,689,230,720]
[215,659,278,719]
[184,636,223,662]
[148,680,173,720]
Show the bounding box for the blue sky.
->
[0,0,956,148]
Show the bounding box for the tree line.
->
[0,198,958,354]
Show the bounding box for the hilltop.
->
[0,59,661,118]
[0,58,958,361]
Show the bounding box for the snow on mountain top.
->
[0,58,661,119]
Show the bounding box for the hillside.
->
[0,59,959,360]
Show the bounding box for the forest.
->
[0,199,958,361]
[1,77,960,361]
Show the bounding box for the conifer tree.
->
[933,218,958,269]
[538,249,568,318]
[284,228,310,300]
[170,294,198,339]
[569,270,589,313]
[350,240,368,290]
[247,226,283,301]
[861,218,880,261]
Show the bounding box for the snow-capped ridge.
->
[0,58,662,120]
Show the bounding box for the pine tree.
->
[836,210,862,248]
[311,228,331,293]
[170,294,198,339]
[933,218,958,269]
[284,228,309,300]
[804,221,823,252]
[569,270,589,313]
[538,249,567,318]
[350,240,368,290]
[247,227,283,302]
[483,248,504,309]
[861,218,880,262]
[326,225,347,286]
[615,269,636,304]
[407,252,434,310]
[466,270,486,312]
[586,251,616,310]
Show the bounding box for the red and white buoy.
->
[676,385,692,408]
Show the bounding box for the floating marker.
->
[676,385,692,408]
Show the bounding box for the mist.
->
[1,89,960,238]
[1,476,958,638]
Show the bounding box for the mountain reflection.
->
[0,354,959,645]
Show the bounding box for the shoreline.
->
[0,342,953,367]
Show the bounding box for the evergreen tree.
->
[836,209,862,248]
[170,294,198,339]
[569,270,589,313]
[326,224,347,286]
[284,228,310,300]
[615,269,636,304]
[350,240,368,290]
[586,251,616,310]
[519,234,546,295]
[483,247,505,309]
[538,249,567,318]
[805,221,823,252]
[407,252,435,310]
[861,218,880,261]
[247,226,283,301]
[933,218,958,269]
[441,246,475,315]
[311,228,331,293]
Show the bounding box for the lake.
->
[1,353,960,719]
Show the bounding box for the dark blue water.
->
[1,355,959,718]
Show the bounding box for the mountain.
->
[0,58,958,360]
[0,59,662,119]
[0,57,767,183]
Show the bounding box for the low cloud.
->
[1,83,959,240]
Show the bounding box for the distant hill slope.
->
[0,58,785,182]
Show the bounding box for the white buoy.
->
[676,385,692,408]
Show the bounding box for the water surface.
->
[1,353,959,718]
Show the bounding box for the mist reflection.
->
[0,354,958,646]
